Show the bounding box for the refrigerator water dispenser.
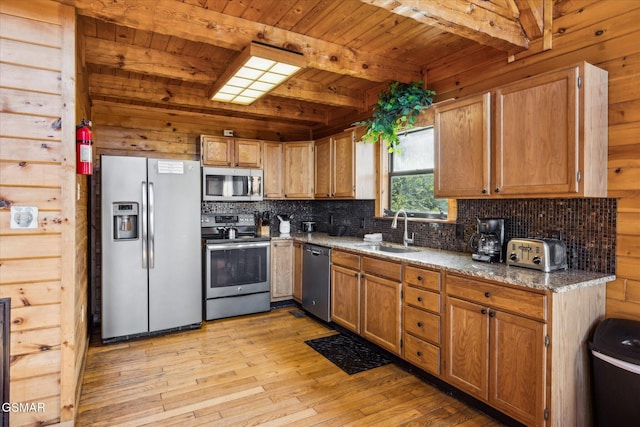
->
[113,202,139,240]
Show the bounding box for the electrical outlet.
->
[10,206,38,229]
[223,129,234,137]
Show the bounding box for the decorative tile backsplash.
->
[203,197,616,274]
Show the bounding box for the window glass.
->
[389,127,448,218]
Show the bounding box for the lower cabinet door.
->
[490,310,547,426]
[444,296,489,399]
[330,264,360,333]
[361,274,402,354]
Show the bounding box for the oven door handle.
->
[206,241,270,251]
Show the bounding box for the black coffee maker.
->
[469,218,505,263]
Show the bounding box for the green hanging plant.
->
[354,81,435,153]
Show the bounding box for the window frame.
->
[374,109,457,222]
[386,126,448,220]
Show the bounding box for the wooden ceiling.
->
[60,0,549,133]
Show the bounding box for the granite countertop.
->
[280,232,615,293]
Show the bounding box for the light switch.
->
[10,206,38,229]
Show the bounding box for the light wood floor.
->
[77,308,504,426]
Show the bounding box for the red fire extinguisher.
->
[76,118,93,175]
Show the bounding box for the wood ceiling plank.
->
[240,0,280,22]
[270,79,365,110]
[268,0,320,30]
[310,1,364,41]
[70,0,422,83]
[222,0,250,17]
[361,0,529,52]
[95,19,116,42]
[89,74,329,124]
[84,37,222,84]
[289,0,343,37]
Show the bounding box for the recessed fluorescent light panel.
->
[210,42,305,105]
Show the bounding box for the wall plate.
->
[223,129,234,137]
[10,206,38,229]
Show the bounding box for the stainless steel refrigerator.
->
[101,155,202,342]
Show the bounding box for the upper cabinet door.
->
[284,141,314,199]
[314,136,333,198]
[494,67,579,196]
[434,93,491,198]
[234,138,262,168]
[263,142,284,199]
[333,130,356,198]
[201,135,233,166]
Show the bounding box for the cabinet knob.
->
[484,291,491,298]
[417,296,423,302]
[354,273,359,278]
[417,351,423,357]
[495,187,500,193]
[327,193,331,197]
[481,308,488,315]
[417,321,423,327]
[417,276,423,281]
[489,310,496,318]
[482,188,487,194]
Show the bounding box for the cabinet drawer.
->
[404,265,441,291]
[446,274,547,321]
[362,256,402,281]
[403,333,440,376]
[404,305,440,344]
[405,286,440,313]
[332,250,360,270]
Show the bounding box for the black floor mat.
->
[289,309,305,318]
[305,334,392,375]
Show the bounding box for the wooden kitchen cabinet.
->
[293,241,303,303]
[361,256,402,355]
[263,141,314,199]
[402,265,442,376]
[284,141,314,198]
[330,250,361,333]
[494,62,607,197]
[434,62,608,198]
[263,142,284,199]
[434,92,491,198]
[445,273,547,426]
[270,240,293,301]
[200,135,262,168]
[314,128,375,199]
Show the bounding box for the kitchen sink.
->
[354,243,424,253]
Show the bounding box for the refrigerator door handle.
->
[141,181,148,268]
[148,182,155,269]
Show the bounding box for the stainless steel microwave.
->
[202,167,263,201]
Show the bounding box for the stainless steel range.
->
[202,213,271,320]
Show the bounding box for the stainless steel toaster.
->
[507,238,568,272]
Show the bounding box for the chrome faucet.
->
[391,210,414,247]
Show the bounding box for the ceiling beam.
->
[89,74,329,124]
[66,0,423,83]
[361,0,529,53]
[83,36,365,109]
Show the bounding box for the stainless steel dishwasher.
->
[302,243,331,322]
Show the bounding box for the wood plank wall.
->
[422,0,640,321]
[0,0,84,425]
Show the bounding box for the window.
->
[388,127,448,219]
